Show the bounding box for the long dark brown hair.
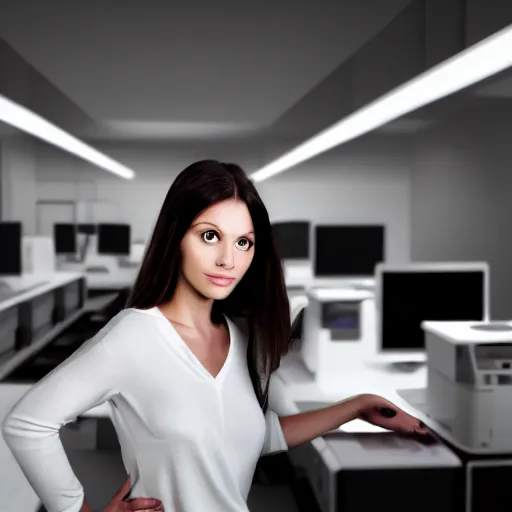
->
[125,160,292,411]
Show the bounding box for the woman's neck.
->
[159,276,214,330]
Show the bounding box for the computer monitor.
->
[272,221,310,260]
[0,222,22,275]
[77,223,96,235]
[98,223,131,255]
[53,223,77,254]
[314,225,385,277]
[376,262,489,363]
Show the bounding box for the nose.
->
[216,242,235,269]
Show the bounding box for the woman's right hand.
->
[103,475,164,511]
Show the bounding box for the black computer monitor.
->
[314,225,385,277]
[77,223,96,235]
[272,221,310,260]
[98,223,131,255]
[54,223,77,254]
[378,265,487,353]
[0,222,22,275]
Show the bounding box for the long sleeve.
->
[1,312,131,512]
[260,376,288,456]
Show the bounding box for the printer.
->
[300,287,376,391]
[422,320,512,453]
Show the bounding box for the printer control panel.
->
[321,300,361,341]
[473,343,512,386]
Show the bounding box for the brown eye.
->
[202,230,218,243]
[236,238,253,251]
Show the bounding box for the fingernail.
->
[379,407,396,418]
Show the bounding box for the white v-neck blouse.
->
[1,307,288,512]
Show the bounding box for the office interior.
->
[1,1,512,511]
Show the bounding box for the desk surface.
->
[276,350,512,456]
[59,261,137,289]
[0,272,84,313]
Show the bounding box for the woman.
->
[2,160,428,512]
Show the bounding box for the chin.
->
[208,288,234,300]
[201,281,235,299]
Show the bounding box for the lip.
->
[205,273,235,287]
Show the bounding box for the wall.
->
[0,135,37,234]
[34,134,412,262]
[34,140,263,242]
[256,134,412,264]
[410,100,512,319]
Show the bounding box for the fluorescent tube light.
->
[251,24,512,182]
[0,94,135,180]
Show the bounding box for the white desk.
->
[85,268,138,290]
[274,351,462,512]
[0,271,85,313]
[274,350,433,461]
[59,261,138,290]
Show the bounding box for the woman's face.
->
[180,198,255,300]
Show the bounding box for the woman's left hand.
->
[357,394,430,436]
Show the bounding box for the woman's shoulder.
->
[96,308,163,350]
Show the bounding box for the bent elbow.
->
[2,412,61,450]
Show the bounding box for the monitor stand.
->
[388,361,425,373]
[0,279,14,294]
[368,353,426,374]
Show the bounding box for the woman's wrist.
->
[330,394,371,425]
[351,393,380,416]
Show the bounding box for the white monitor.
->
[374,261,490,365]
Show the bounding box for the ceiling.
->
[0,0,412,140]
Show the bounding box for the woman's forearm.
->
[279,395,365,449]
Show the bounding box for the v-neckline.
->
[151,306,234,384]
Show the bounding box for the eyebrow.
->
[193,221,254,237]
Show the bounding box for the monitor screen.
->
[380,270,485,351]
[314,225,385,277]
[77,223,96,235]
[54,224,77,254]
[272,221,310,260]
[98,224,131,255]
[0,222,22,275]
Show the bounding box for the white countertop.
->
[274,350,429,455]
[276,349,512,456]
[85,269,137,289]
[58,261,137,289]
[0,272,85,313]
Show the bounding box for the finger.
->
[127,497,163,510]
[415,419,430,433]
[112,475,132,501]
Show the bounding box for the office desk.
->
[59,261,138,291]
[276,350,512,512]
[0,272,93,512]
[85,268,138,291]
[0,272,86,368]
[275,351,462,512]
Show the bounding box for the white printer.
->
[300,287,376,391]
[422,320,512,453]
